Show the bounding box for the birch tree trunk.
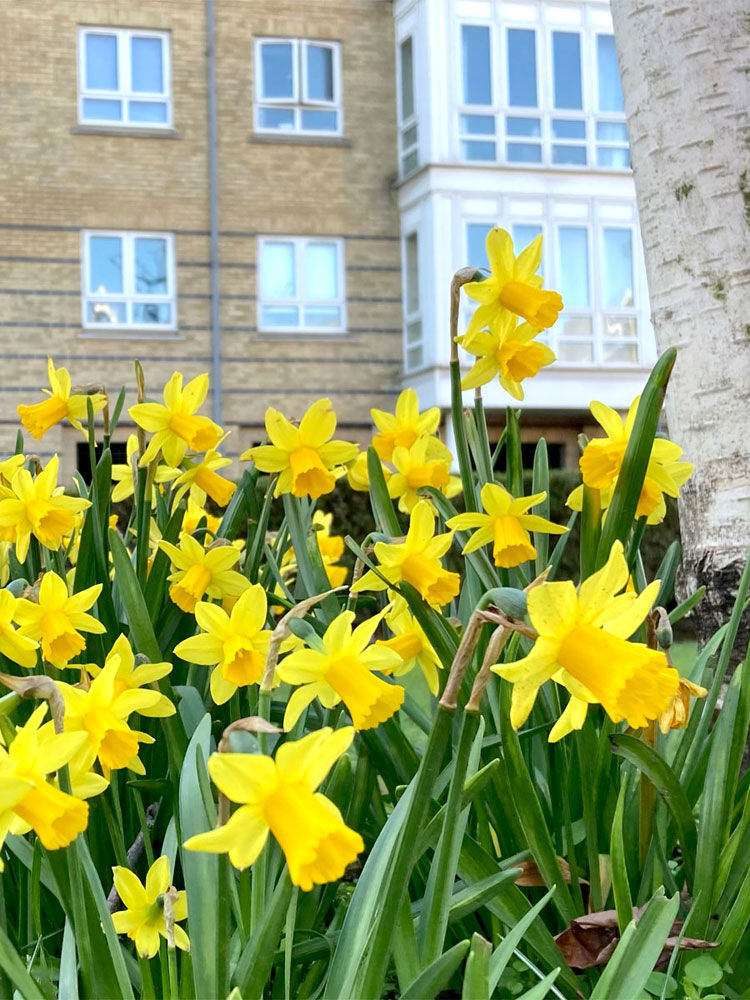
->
[610,0,750,643]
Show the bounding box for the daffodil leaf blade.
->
[367,445,401,536]
[400,939,471,1000]
[461,932,492,1000]
[610,771,634,936]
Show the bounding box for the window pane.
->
[558,228,589,307]
[85,33,118,90]
[552,119,585,139]
[258,107,295,130]
[400,38,414,120]
[261,306,299,327]
[467,222,493,268]
[131,37,163,93]
[462,140,496,161]
[507,142,541,163]
[507,29,537,107]
[135,238,168,295]
[596,121,628,142]
[552,145,587,165]
[506,116,541,137]
[597,146,631,168]
[597,35,624,112]
[261,243,295,299]
[89,236,123,294]
[405,233,419,314]
[86,301,127,325]
[604,316,638,338]
[129,100,168,123]
[558,316,593,337]
[461,25,492,105]
[603,229,634,307]
[306,44,334,101]
[82,98,122,121]
[261,43,294,99]
[552,32,582,110]
[401,123,418,147]
[133,303,171,325]
[407,344,423,370]
[304,306,341,327]
[460,113,495,135]
[406,320,422,345]
[402,150,419,174]
[300,109,338,131]
[558,341,593,362]
[603,341,638,363]
[305,243,338,299]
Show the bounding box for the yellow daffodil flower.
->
[346,451,392,492]
[0,456,90,563]
[111,435,179,503]
[492,541,679,741]
[457,311,556,399]
[159,535,249,614]
[242,399,358,499]
[181,498,221,540]
[0,705,89,861]
[86,634,175,718]
[17,358,106,441]
[0,589,39,668]
[129,372,223,468]
[276,611,403,730]
[111,855,189,958]
[377,596,443,695]
[387,435,462,514]
[567,398,694,525]
[0,542,10,587]
[14,573,105,667]
[371,389,441,462]
[0,456,26,489]
[464,228,563,332]
[658,677,707,734]
[351,500,460,607]
[174,584,271,704]
[313,511,348,588]
[446,483,567,568]
[185,727,364,890]
[173,449,236,508]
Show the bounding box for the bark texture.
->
[610,0,750,643]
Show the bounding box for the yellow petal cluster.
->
[159,534,248,613]
[111,434,179,503]
[371,389,441,462]
[18,358,106,441]
[457,311,556,400]
[86,634,176,718]
[112,855,189,958]
[173,449,236,508]
[377,596,443,695]
[129,372,223,467]
[15,572,105,668]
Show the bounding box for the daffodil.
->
[181,498,221,540]
[276,611,403,730]
[111,856,189,958]
[174,584,271,704]
[14,573,105,667]
[129,372,223,467]
[567,399,694,525]
[17,358,106,440]
[0,542,10,587]
[0,456,25,489]
[86,634,175,718]
[0,705,89,860]
[491,541,679,741]
[377,596,443,695]
[173,449,236,508]
[658,677,707,734]
[0,456,90,562]
[351,500,460,607]
[464,228,563,332]
[387,435,462,514]
[242,399,358,499]
[446,483,567,568]
[185,727,364,890]
[312,512,347,588]
[346,451,392,492]
[457,311,556,400]
[371,389,441,462]
[111,435,179,503]
[159,535,249,614]
[0,589,39,668]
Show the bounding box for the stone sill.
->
[71,125,181,139]
[248,133,352,149]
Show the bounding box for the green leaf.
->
[367,445,401,536]
[505,407,523,499]
[517,969,561,1000]
[109,526,161,662]
[683,956,723,988]
[488,886,557,994]
[400,939,470,1000]
[233,871,294,998]
[654,541,681,609]
[217,468,252,541]
[59,919,79,1000]
[0,923,48,1000]
[532,439,550,577]
[644,971,677,998]
[714,862,750,965]
[462,933,492,1000]
[401,581,460,671]
[610,772,634,936]
[142,501,185,621]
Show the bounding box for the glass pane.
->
[261,306,299,327]
[131,37,163,93]
[405,233,419,314]
[400,38,414,120]
[460,114,495,135]
[89,236,123,294]
[507,29,537,107]
[507,142,541,163]
[596,121,628,142]
[304,306,341,327]
[85,33,118,90]
[552,119,585,139]
[552,32,582,109]
[258,106,295,130]
[402,150,419,174]
[462,140,496,161]
[406,320,422,345]
[260,242,295,299]
[401,123,418,147]
[461,25,492,105]
[506,116,541,137]
[597,35,624,112]
[86,301,126,325]
[597,146,631,168]
[261,42,294,99]
[305,243,338,299]
[128,101,168,123]
[300,109,338,131]
[133,302,171,325]
[552,145,587,165]
[604,316,638,338]
[558,316,593,337]
[558,341,593,362]
[603,229,634,307]
[467,222,493,268]
[306,45,334,101]
[135,238,168,295]
[82,98,122,121]
[407,345,423,370]
[603,341,638,363]
[558,228,589,307]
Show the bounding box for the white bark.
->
[610,0,750,633]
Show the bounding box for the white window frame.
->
[77,27,172,129]
[402,230,424,373]
[397,35,419,176]
[257,236,346,334]
[81,230,177,332]
[254,38,343,136]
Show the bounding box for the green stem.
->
[167,944,179,1000]
[138,956,156,1000]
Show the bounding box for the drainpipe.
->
[206,0,222,426]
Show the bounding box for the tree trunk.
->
[610,0,750,644]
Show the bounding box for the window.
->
[403,232,423,371]
[78,28,171,127]
[254,39,341,134]
[82,232,176,331]
[398,37,419,174]
[257,237,345,332]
